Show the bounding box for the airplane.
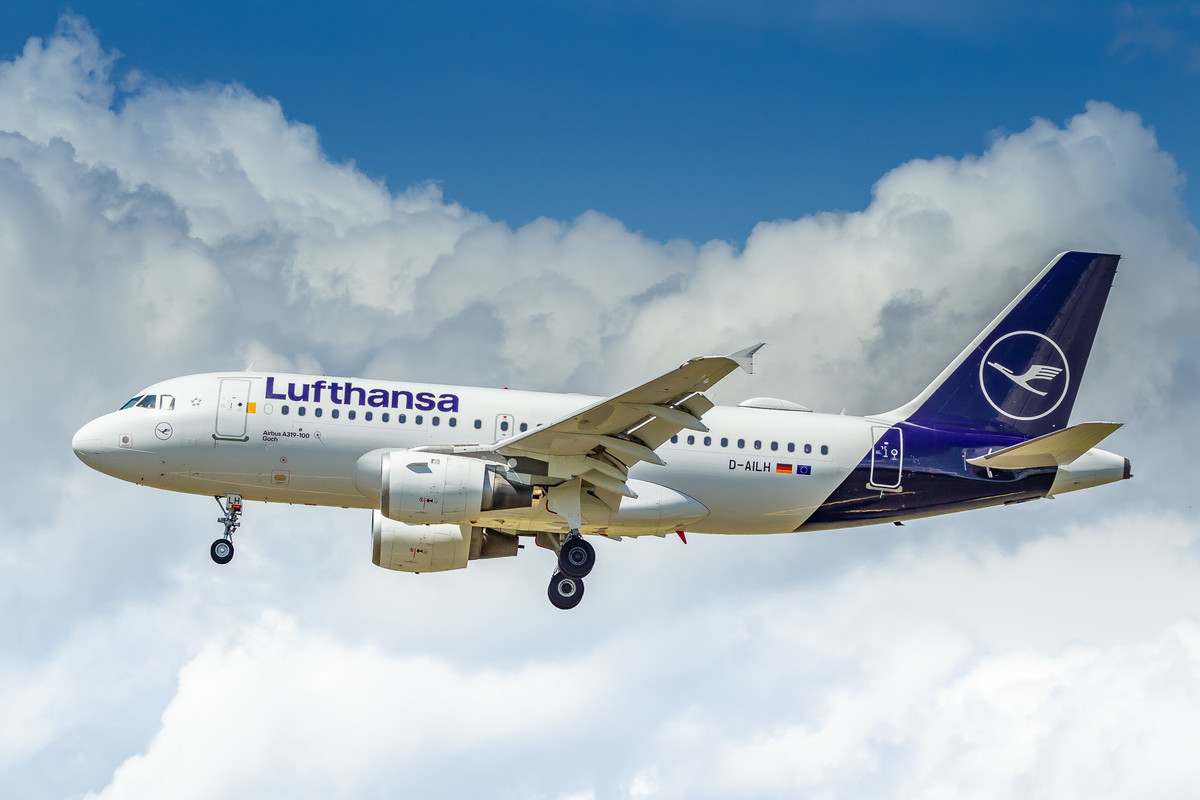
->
[72,251,1131,609]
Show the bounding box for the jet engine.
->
[372,514,520,573]
[355,450,535,525]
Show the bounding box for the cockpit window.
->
[120,396,144,410]
[136,395,157,409]
[159,395,175,411]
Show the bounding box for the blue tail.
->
[896,251,1120,438]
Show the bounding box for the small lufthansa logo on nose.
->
[155,422,174,440]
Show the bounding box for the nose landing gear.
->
[211,494,242,565]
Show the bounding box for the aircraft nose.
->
[72,419,106,470]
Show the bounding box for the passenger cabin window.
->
[159,395,175,411]
[519,422,528,432]
[671,435,679,444]
[720,437,728,447]
[686,435,695,445]
[382,413,390,422]
[348,410,356,420]
[737,438,745,448]
[398,414,407,424]
[754,440,762,450]
[281,405,290,415]
[298,406,306,417]
[804,444,812,454]
[365,411,373,421]
[331,409,339,419]
[787,443,795,453]
[703,436,711,446]
[821,445,829,455]
[136,395,157,409]
[770,441,778,451]
[474,419,482,429]
[449,418,457,427]
[415,415,423,425]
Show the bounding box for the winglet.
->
[729,343,766,374]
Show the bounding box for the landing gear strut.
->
[211,494,242,565]
[546,530,595,609]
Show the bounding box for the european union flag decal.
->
[797,464,812,476]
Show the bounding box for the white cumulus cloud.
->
[0,14,1198,800]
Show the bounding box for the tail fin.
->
[894,251,1120,438]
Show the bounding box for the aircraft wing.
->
[442,344,763,501]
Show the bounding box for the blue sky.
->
[3,4,1200,799]
[5,1,1198,242]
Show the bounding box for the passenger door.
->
[215,379,251,440]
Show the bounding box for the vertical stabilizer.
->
[895,251,1120,438]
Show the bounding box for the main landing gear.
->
[547,531,596,610]
[211,494,242,565]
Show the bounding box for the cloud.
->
[49,513,1200,800]
[83,611,615,800]
[1,14,1198,800]
[621,515,1200,799]
[1112,3,1200,73]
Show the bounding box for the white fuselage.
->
[72,372,880,536]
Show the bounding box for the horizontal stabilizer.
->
[966,421,1123,469]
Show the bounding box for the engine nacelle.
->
[371,514,521,573]
[356,450,534,525]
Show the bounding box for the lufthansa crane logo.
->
[979,331,1070,421]
[987,362,1063,396]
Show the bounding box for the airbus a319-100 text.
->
[73,252,1132,608]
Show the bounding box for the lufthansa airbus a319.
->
[73,252,1131,608]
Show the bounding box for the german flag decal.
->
[776,463,793,474]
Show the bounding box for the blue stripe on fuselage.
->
[797,422,1055,530]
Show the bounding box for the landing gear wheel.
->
[548,571,584,610]
[211,494,243,565]
[558,536,595,579]
[210,538,234,565]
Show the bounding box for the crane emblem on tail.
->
[987,362,1064,396]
